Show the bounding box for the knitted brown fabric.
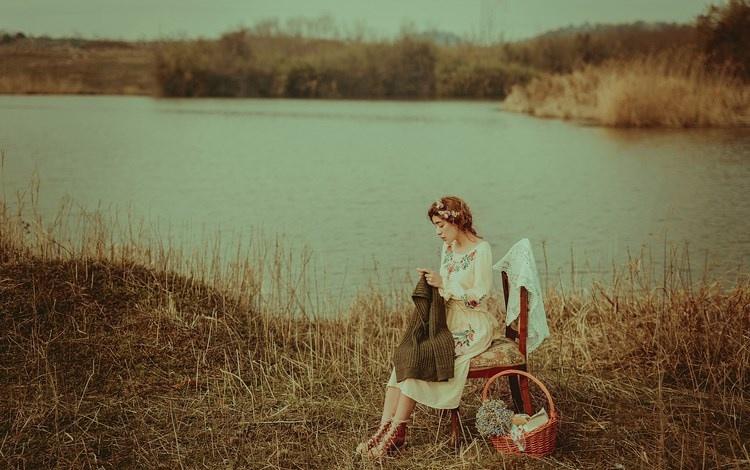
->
[393,274,455,382]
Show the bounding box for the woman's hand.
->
[416,268,443,288]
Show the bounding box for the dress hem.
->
[391,382,461,410]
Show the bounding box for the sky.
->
[2,0,720,42]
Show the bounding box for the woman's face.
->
[431,215,459,244]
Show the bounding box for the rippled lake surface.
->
[2,96,749,310]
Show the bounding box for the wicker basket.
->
[481,370,559,458]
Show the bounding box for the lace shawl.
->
[492,238,550,353]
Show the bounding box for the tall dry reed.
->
[502,52,750,128]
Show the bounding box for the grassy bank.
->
[501,53,750,128]
[0,37,154,95]
[1,183,749,468]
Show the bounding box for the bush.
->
[285,63,320,97]
[437,63,535,99]
[384,37,437,98]
[501,22,697,74]
[697,0,750,79]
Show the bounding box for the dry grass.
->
[502,52,750,128]
[0,38,154,95]
[1,173,749,468]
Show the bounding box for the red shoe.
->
[355,419,391,456]
[366,420,408,459]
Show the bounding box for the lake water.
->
[1,95,749,310]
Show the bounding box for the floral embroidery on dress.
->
[443,245,478,280]
[461,293,487,309]
[453,325,476,355]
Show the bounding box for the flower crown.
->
[434,199,461,221]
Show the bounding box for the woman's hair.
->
[427,196,480,237]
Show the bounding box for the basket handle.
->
[481,370,556,418]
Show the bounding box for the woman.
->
[357,195,502,459]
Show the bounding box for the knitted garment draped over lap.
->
[392,274,455,382]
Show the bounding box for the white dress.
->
[386,239,502,409]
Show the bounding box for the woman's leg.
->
[381,386,401,422]
[356,385,402,455]
[392,392,416,422]
[367,393,415,458]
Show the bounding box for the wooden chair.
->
[449,270,533,447]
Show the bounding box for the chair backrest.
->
[501,271,529,358]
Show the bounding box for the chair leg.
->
[450,408,460,449]
[508,374,524,413]
[519,375,533,415]
[508,365,533,414]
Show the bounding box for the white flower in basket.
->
[476,399,514,438]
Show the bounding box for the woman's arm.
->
[439,243,493,308]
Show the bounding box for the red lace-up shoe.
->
[366,420,408,459]
[355,419,392,456]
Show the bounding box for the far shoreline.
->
[5,91,748,130]
[3,11,748,130]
